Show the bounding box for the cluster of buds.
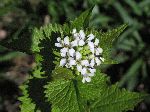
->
[55,29,104,83]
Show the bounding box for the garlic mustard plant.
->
[6,7,146,112]
[55,29,104,83]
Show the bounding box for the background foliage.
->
[0,0,150,112]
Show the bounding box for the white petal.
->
[82,77,86,83]
[69,48,75,57]
[77,64,82,72]
[55,43,62,47]
[94,38,99,46]
[97,47,103,53]
[82,74,91,83]
[71,40,78,47]
[95,57,101,65]
[60,52,66,57]
[85,76,91,82]
[60,58,66,66]
[90,47,95,54]
[79,40,85,46]
[69,59,76,66]
[76,51,82,60]
[64,36,70,45]
[61,48,68,53]
[88,41,94,48]
[73,33,79,39]
[89,68,96,74]
[81,60,89,66]
[88,73,94,77]
[95,49,99,55]
[57,37,61,42]
[100,57,105,62]
[81,67,87,75]
[60,48,68,57]
[79,30,85,39]
[72,29,77,34]
[87,34,95,41]
[90,59,95,67]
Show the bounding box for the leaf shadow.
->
[28,77,51,112]
[39,31,60,78]
[26,32,61,111]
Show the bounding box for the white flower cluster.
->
[55,29,104,83]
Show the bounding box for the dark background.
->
[0,0,150,112]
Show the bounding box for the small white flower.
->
[72,29,77,34]
[94,38,99,46]
[87,34,95,41]
[69,48,75,57]
[81,67,87,75]
[88,41,94,48]
[88,41,95,53]
[79,40,85,46]
[82,75,91,83]
[90,47,95,54]
[81,60,89,66]
[60,48,68,57]
[90,59,95,68]
[89,68,96,74]
[55,37,63,47]
[57,37,61,42]
[71,40,78,47]
[55,43,62,47]
[95,57,101,65]
[60,58,66,66]
[79,30,85,39]
[76,51,82,60]
[97,47,103,53]
[95,47,103,55]
[77,64,82,72]
[73,33,79,39]
[64,36,70,45]
[69,58,76,66]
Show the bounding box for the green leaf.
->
[78,72,110,100]
[18,84,37,112]
[31,24,63,53]
[31,24,64,78]
[31,28,43,53]
[32,65,45,78]
[79,71,146,112]
[51,106,61,112]
[44,79,86,112]
[45,69,146,112]
[91,84,146,112]
[51,67,75,80]
[97,24,128,64]
[71,7,94,29]
[19,78,51,112]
